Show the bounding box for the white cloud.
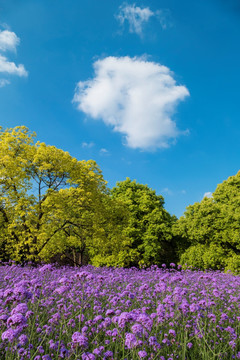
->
[0,55,27,77]
[0,30,20,52]
[0,79,10,87]
[81,141,95,148]
[100,148,109,155]
[116,3,172,36]
[117,3,154,35]
[0,28,28,82]
[73,56,189,150]
[203,192,212,198]
[156,9,173,30]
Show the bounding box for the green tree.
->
[175,171,240,272]
[0,126,121,264]
[111,178,177,267]
[87,195,138,267]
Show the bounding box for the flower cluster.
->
[0,263,240,359]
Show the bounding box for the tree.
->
[111,178,177,267]
[86,195,138,267]
[0,126,111,263]
[175,171,240,272]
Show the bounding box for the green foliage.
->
[4,126,240,271]
[0,126,128,264]
[180,243,227,270]
[225,255,240,274]
[176,171,240,272]
[111,178,177,267]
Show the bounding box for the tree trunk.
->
[73,249,76,267]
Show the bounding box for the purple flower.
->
[225,326,236,335]
[169,329,176,337]
[1,328,19,342]
[18,334,28,345]
[59,346,69,358]
[229,340,236,349]
[138,350,148,358]
[94,315,104,322]
[118,312,134,328]
[39,264,52,273]
[42,356,52,360]
[75,271,89,279]
[93,348,102,356]
[54,285,70,295]
[82,353,96,360]
[149,336,158,346]
[221,313,229,321]
[187,342,193,349]
[82,326,88,333]
[37,345,44,354]
[131,323,143,335]
[125,332,137,349]
[18,347,27,356]
[0,314,8,322]
[7,313,27,327]
[137,313,153,331]
[11,303,28,315]
[106,309,115,316]
[49,339,57,350]
[72,332,88,348]
[25,310,34,319]
[103,350,113,358]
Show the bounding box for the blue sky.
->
[0,0,240,217]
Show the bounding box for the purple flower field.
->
[0,263,240,360]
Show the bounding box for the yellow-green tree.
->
[0,126,120,264]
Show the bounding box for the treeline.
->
[0,126,240,272]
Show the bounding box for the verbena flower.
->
[11,303,28,315]
[7,313,27,327]
[71,332,88,348]
[2,328,19,342]
[82,352,96,360]
[103,350,113,358]
[125,332,137,349]
[138,350,148,358]
[18,334,28,345]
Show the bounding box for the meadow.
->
[0,263,240,360]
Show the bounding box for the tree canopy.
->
[175,171,240,272]
[0,126,127,264]
[111,178,178,267]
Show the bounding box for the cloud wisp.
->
[116,3,172,36]
[81,141,95,149]
[73,56,190,151]
[0,79,10,87]
[0,30,20,52]
[0,28,28,86]
[203,192,213,199]
[0,55,27,77]
[117,3,154,35]
[100,148,109,156]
